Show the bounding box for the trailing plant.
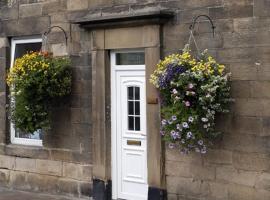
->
[7,52,72,133]
[150,46,233,154]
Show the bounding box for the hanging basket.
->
[150,16,233,154]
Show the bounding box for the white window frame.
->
[10,37,43,146]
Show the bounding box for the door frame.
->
[110,50,147,199]
[90,26,164,198]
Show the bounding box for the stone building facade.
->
[0,0,269,200]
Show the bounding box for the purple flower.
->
[168,143,175,149]
[160,131,165,136]
[158,64,186,89]
[185,101,191,107]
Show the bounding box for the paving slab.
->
[0,187,91,200]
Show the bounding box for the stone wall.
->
[0,0,270,199]
[0,0,93,197]
[162,0,270,200]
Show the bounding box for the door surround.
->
[90,25,165,197]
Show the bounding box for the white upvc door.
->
[111,51,148,200]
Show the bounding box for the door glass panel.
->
[116,52,145,65]
[128,116,134,130]
[135,87,140,100]
[128,101,134,115]
[127,86,141,131]
[128,87,134,100]
[135,117,140,131]
[135,101,140,115]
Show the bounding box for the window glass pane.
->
[135,117,140,131]
[128,116,134,130]
[15,129,43,140]
[135,101,140,115]
[128,87,134,100]
[14,42,42,60]
[116,52,145,65]
[128,101,134,115]
[135,87,140,100]
[12,40,42,141]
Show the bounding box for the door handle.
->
[127,140,141,146]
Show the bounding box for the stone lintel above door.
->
[72,10,174,30]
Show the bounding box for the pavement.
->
[0,187,91,200]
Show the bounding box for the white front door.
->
[111,51,148,200]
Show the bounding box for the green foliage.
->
[7,52,72,133]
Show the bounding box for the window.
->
[127,86,141,131]
[116,52,145,65]
[10,38,43,146]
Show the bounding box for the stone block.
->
[254,0,270,17]
[5,145,49,160]
[204,149,232,165]
[0,155,15,169]
[36,159,63,176]
[42,0,67,15]
[67,0,88,11]
[0,169,10,186]
[232,98,263,117]
[166,176,210,197]
[232,151,270,171]
[228,184,270,200]
[105,25,160,49]
[0,5,19,20]
[0,38,9,48]
[250,81,270,98]
[165,160,192,178]
[63,162,92,181]
[15,157,36,173]
[57,178,79,196]
[79,181,92,197]
[229,115,263,135]
[255,173,270,190]
[2,17,50,36]
[209,182,228,200]
[209,5,253,19]
[231,81,251,98]
[216,166,259,187]
[19,3,42,18]
[51,43,68,57]
[229,62,257,81]
[9,171,29,190]
[166,148,202,165]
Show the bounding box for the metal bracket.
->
[189,14,216,37]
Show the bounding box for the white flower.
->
[161,119,167,125]
[171,115,177,121]
[188,116,194,122]
[168,120,173,124]
[201,117,208,122]
[175,96,180,100]
[172,89,178,94]
[198,140,203,145]
[186,131,193,139]
[182,122,189,128]
[203,124,208,129]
